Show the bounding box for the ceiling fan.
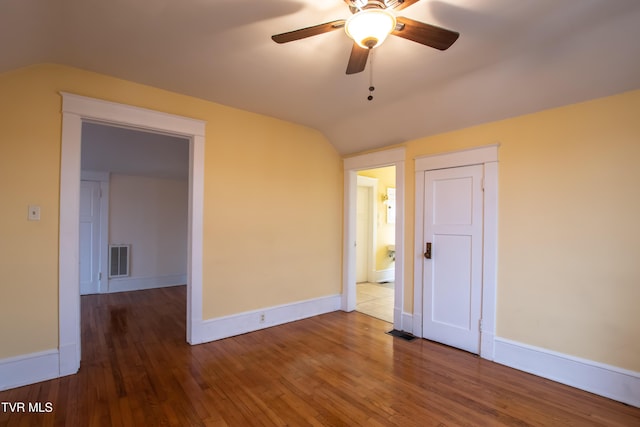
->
[271,0,460,75]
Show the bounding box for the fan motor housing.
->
[349,0,388,14]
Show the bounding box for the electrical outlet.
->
[260,313,265,323]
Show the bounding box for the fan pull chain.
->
[368,49,375,101]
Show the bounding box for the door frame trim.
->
[414,144,498,360]
[59,93,206,376]
[343,148,405,329]
[81,171,110,294]
[356,175,378,283]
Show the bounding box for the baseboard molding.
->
[401,312,414,334]
[412,313,423,338]
[108,274,187,293]
[494,337,640,407]
[193,294,342,344]
[58,341,80,377]
[480,331,495,361]
[0,349,60,392]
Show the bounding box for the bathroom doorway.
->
[355,166,396,323]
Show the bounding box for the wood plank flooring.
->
[1,286,638,426]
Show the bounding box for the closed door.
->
[80,180,101,295]
[422,164,483,353]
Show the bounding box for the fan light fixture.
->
[345,9,396,49]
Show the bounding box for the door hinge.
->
[99,272,102,281]
[479,319,483,332]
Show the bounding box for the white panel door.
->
[79,180,101,295]
[422,164,483,353]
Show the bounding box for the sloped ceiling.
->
[2,0,640,154]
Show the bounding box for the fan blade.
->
[346,43,370,75]
[272,20,345,44]
[392,16,459,50]
[387,0,421,11]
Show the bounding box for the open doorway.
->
[355,167,396,323]
[342,147,405,331]
[59,93,205,377]
[79,122,189,296]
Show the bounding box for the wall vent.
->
[109,244,130,278]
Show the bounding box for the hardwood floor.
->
[1,286,638,426]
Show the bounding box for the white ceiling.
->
[82,123,189,179]
[2,0,640,154]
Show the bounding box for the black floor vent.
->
[386,329,417,341]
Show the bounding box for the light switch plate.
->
[28,205,41,221]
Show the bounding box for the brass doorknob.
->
[424,242,432,259]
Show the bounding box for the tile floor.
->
[356,282,394,323]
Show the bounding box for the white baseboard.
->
[0,349,60,392]
[400,311,414,334]
[58,341,79,377]
[494,337,640,408]
[412,313,423,338]
[480,331,495,361]
[108,274,187,293]
[192,294,342,344]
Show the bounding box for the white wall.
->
[108,173,188,292]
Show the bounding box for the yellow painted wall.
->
[202,106,343,318]
[2,62,637,377]
[403,89,640,372]
[0,67,61,357]
[0,64,342,359]
[357,166,396,272]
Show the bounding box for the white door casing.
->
[422,165,483,353]
[79,180,101,295]
[356,175,377,283]
[414,145,498,360]
[356,186,370,283]
[59,93,206,377]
